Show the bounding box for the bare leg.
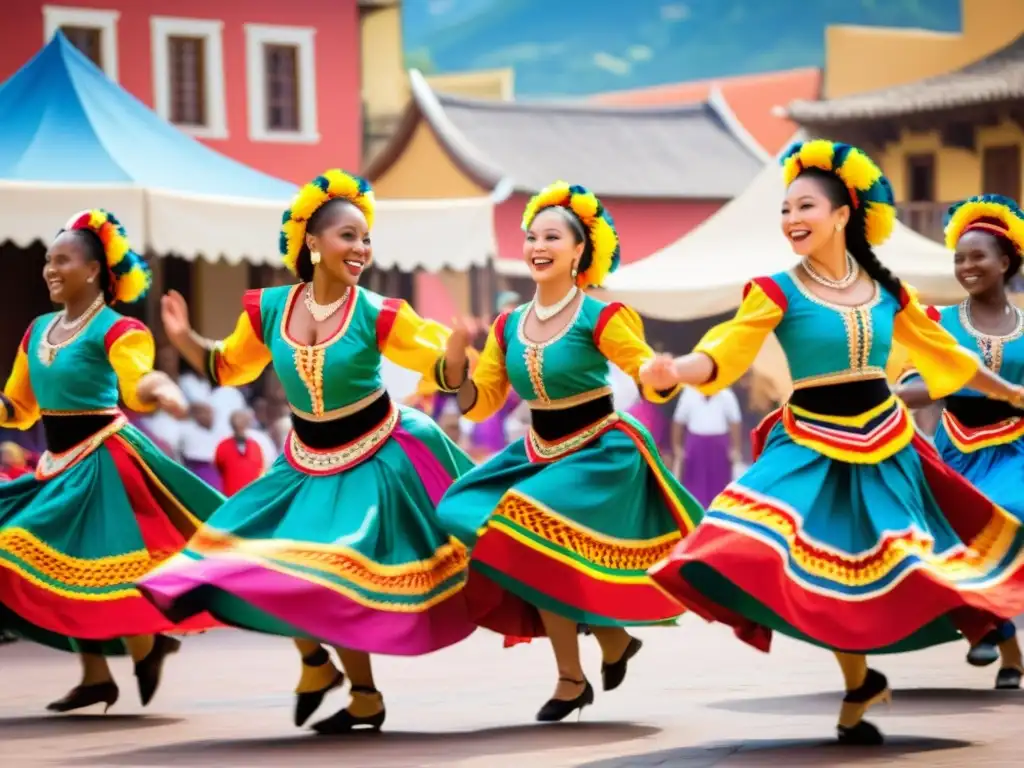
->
[539,609,586,700]
[79,653,114,685]
[123,635,154,663]
[333,647,383,717]
[294,639,341,694]
[590,626,632,663]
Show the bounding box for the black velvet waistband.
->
[291,393,392,450]
[530,395,615,442]
[788,378,892,417]
[42,414,119,454]
[945,395,1024,428]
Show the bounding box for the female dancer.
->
[137,170,477,733]
[436,181,702,720]
[896,195,1024,688]
[641,141,1024,745]
[0,209,222,711]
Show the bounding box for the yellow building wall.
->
[824,0,1024,98]
[371,121,490,199]
[878,120,1024,203]
[425,69,514,100]
[360,4,409,121]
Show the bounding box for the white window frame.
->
[150,16,228,139]
[43,6,120,81]
[244,24,319,144]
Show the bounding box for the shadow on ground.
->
[0,714,182,740]
[66,722,660,767]
[707,687,1024,718]
[579,736,974,767]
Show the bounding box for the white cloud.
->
[429,0,455,15]
[592,52,631,76]
[660,3,690,22]
[474,41,567,66]
[627,45,653,61]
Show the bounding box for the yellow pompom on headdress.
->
[944,195,1024,255]
[521,181,620,288]
[780,139,896,247]
[279,169,375,275]
[62,209,151,304]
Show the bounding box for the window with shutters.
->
[151,17,227,139]
[245,25,319,143]
[42,7,120,80]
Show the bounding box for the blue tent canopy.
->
[0,32,294,199]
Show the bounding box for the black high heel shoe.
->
[996,667,1023,689]
[312,686,386,735]
[46,682,120,713]
[602,636,642,692]
[536,677,594,722]
[836,668,890,746]
[294,647,345,726]
[134,634,181,707]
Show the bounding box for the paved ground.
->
[3,620,1023,767]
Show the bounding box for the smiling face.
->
[43,230,103,305]
[523,207,584,285]
[954,229,1010,297]
[781,174,850,258]
[304,200,371,288]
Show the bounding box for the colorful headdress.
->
[279,169,375,275]
[521,181,620,287]
[944,194,1024,254]
[62,209,151,304]
[781,139,896,247]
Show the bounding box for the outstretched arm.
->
[594,303,680,402]
[0,324,40,429]
[456,315,511,423]
[377,298,470,391]
[105,318,187,416]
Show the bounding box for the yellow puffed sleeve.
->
[595,303,679,403]
[693,278,785,395]
[462,317,510,422]
[105,318,159,413]
[377,298,470,390]
[0,325,40,429]
[893,286,979,400]
[208,290,273,387]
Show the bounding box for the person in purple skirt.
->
[469,291,523,457]
[670,385,742,507]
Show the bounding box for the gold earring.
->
[571,264,579,279]
[87,276,95,283]
[835,223,845,232]
[310,251,321,265]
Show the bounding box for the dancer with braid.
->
[0,210,222,712]
[897,195,1024,688]
[643,141,1024,745]
[436,181,702,721]
[138,170,477,734]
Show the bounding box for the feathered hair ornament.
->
[62,209,151,304]
[279,169,375,275]
[944,194,1024,255]
[781,139,896,247]
[521,181,620,287]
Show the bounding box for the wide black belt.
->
[530,395,615,442]
[42,413,119,455]
[291,393,392,450]
[788,378,892,417]
[945,395,1024,428]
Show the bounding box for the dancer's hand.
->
[161,291,193,347]
[154,385,189,419]
[444,316,475,388]
[639,354,678,391]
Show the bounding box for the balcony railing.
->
[896,201,952,244]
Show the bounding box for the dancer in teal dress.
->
[137,170,477,734]
[897,195,1024,688]
[436,181,702,721]
[642,141,1024,745]
[0,209,223,712]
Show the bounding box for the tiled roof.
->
[788,34,1024,123]
[591,68,821,154]
[366,71,766,199]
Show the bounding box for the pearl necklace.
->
[802,254,859,290]
[533,286,578,321]
[304,284,349,323]
[58,293,105,331]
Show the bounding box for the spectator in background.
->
[469,291,522,458]
[214,410,265,496]
[180,402,223,491]
[0,442,31,480]
[670,387,743,508]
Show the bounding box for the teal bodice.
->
[25,306,135,413]
[255,285,396,415]
[770,271,900,386]
[938,302,1024,397]
[500,295,615,404]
